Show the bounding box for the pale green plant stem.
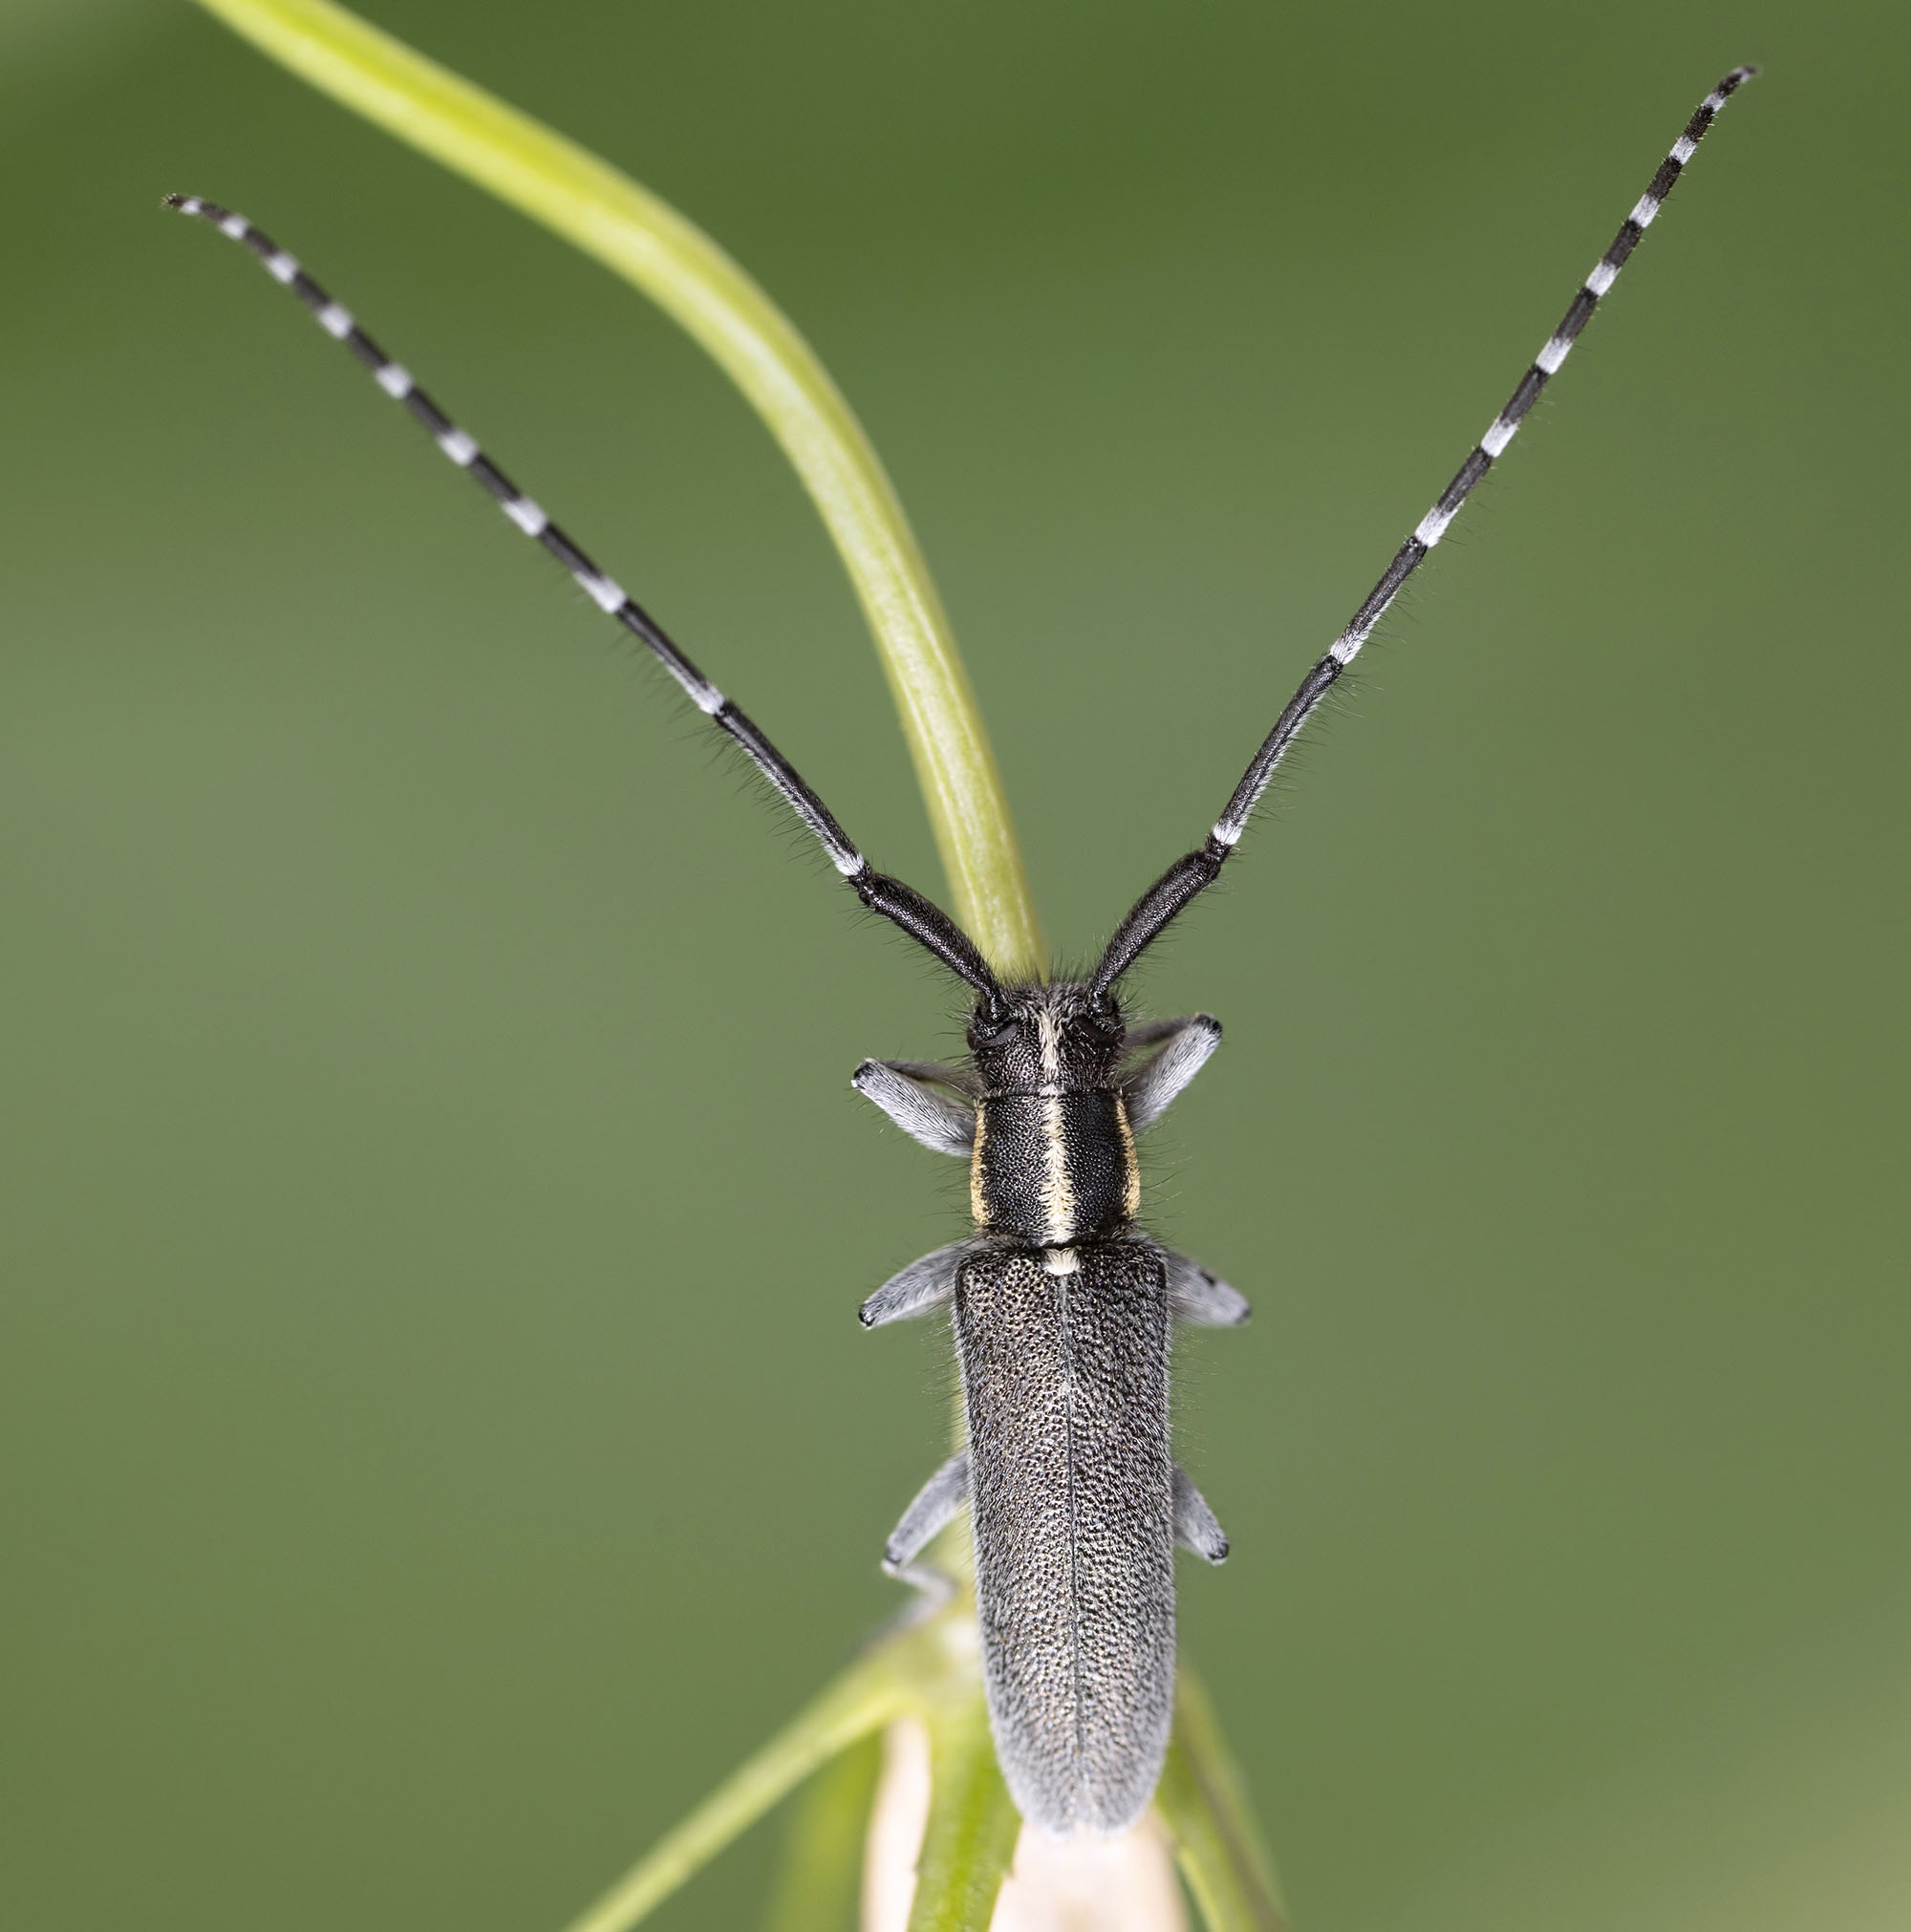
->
[558,1611,983,1932]
[558,1639,908,1932]
[905,1696,1022,1932]
[764,1732,884,1932]
[1156,1670,1290,1932]
[188,0,1044,977]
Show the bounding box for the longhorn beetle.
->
[166,65,1756,1836]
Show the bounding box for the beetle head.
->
[966,982,1126,1094]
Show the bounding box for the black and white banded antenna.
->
[1089,64,1758,995]
[161,192,1001,1001]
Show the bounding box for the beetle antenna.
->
[161,195,1001,1000]
[1090,64,1757,997]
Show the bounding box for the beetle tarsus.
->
[1173,1466,1230,1565]
[859,1241,968,1327]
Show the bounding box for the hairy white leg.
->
[859,1242,968,1328]
[1123,1017,1222,1131]
[1163,1249,1251,1326]
[852,1060,977,1155]
[1172,1466,1228,1564]
[883,1449,972,1587]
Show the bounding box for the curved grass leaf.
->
[556,1640,913,1932]
[765,1732,884,1932]
[1154,1669,1289,1932]
[556,1610,983,1931]
[186,0,1043,977]
[906,1694,1021,1932]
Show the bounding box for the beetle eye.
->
[968,1012,1019,1052]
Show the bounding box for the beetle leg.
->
[859,1242,967,1328]
[1172,1466,1229,1564]
[1123,1015,1222,1131]
[873,1057,982,1099]
[851,1059,977,1155]
[1163,1248,1251,1326]
[881,1452,970,1576]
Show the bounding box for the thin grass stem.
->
[765,1731,885,1932]
[188,0,1044,977]
[1155,1669,1289,1932]
[556,1642,910,1932]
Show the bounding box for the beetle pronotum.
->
[167,62,1755,1835]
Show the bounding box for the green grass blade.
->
[1154,1669,1289,1932]
[556,1645,912,1932]
[187,0,1043,977]
[906,1693,1021,1932]
[763,1732,883,1932]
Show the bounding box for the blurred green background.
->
[4,2,1906,1927]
